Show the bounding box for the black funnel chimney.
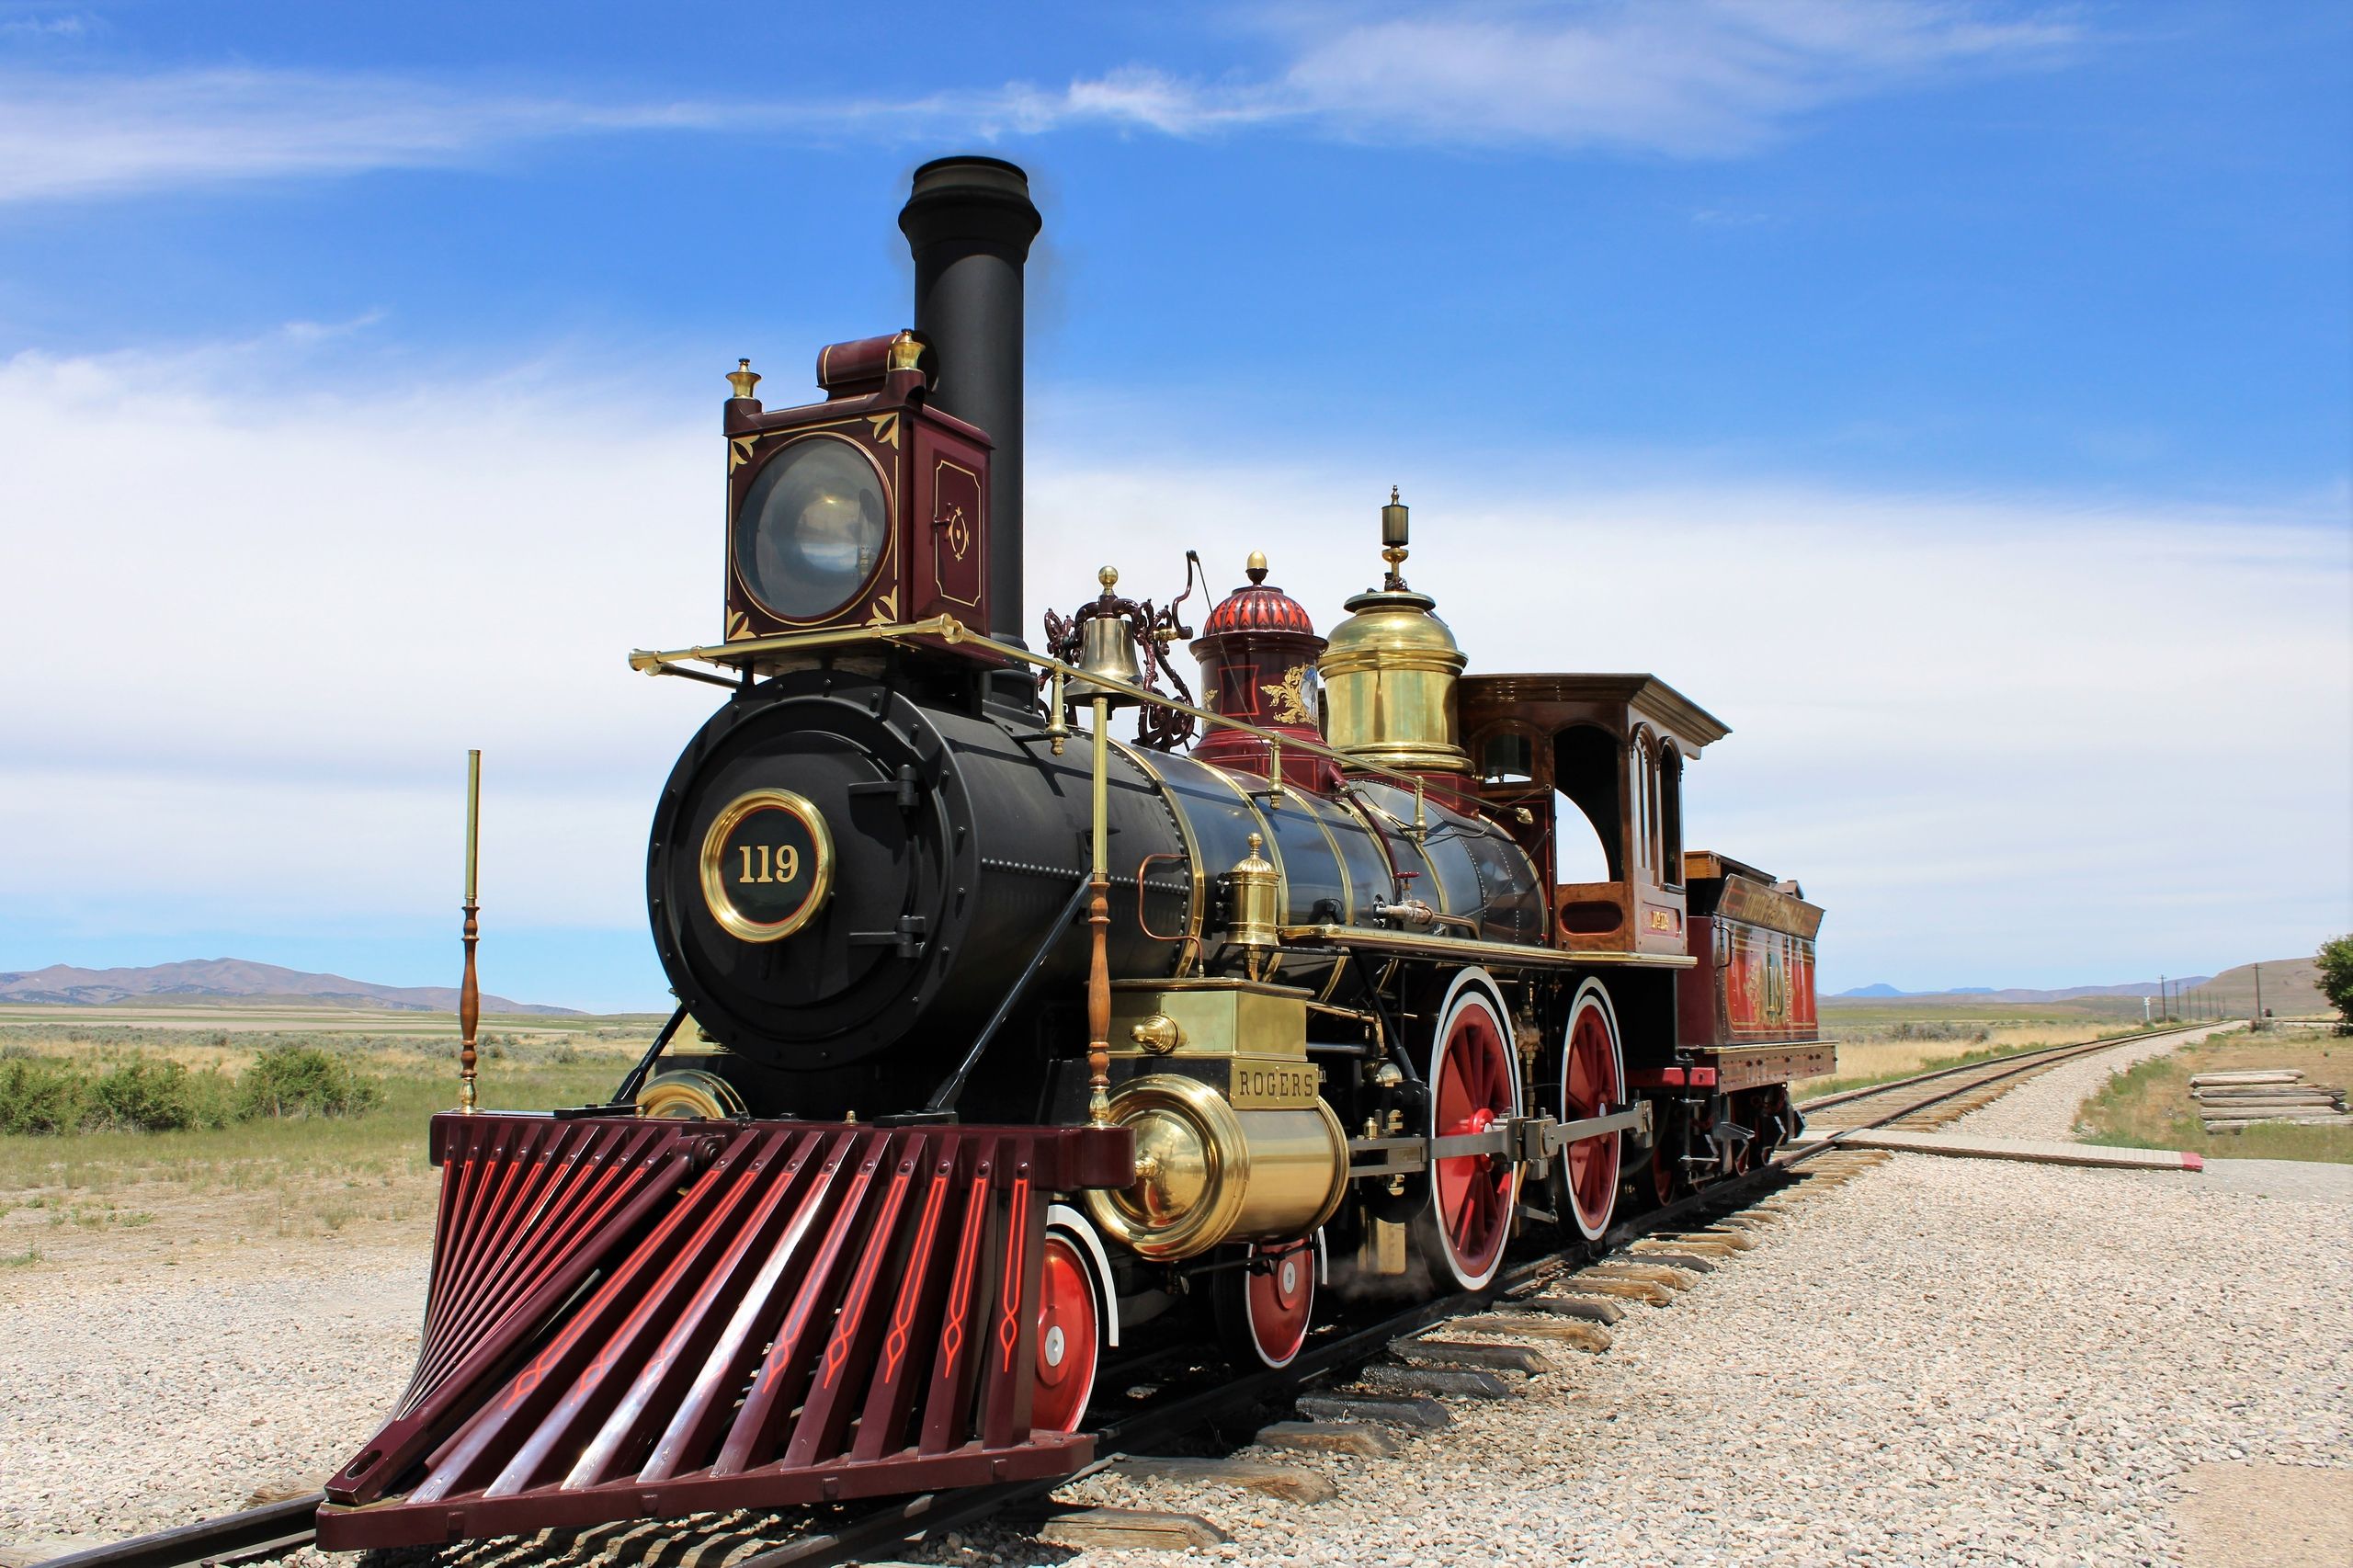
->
[899,155,1041,650]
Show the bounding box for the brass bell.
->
[1064,565,1145,704]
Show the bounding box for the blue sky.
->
[1,1,2347,1010]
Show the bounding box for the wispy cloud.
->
[2,334,2342,997]
[0,10,92,40]
[0,67,733,202]
[0,2,2080,202]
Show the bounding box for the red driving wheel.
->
[1030,1233,1100,1434]
[1423,974,1521,1290]
[1561,981,1626,1240]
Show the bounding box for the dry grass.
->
[1798,1017,2151,1097]
[0,1013,652,1260]
[2078,1028,2352,1164]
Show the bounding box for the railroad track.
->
[45,1022,2210,1568]
[1795,1020,2213,1135]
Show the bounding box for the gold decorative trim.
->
[931,456,983,607]
[1278,924,1698,971]
[698,789,835,943]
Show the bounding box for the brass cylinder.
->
[1083,1074,1347,1260]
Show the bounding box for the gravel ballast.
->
[6,1024,2347,1568]
[1021,1149,2350,1567]
[1948,1022,2240,1144]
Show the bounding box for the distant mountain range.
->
[1833,978,2211,1002]
[0,959,581,1016]
[1833,955,2324,1014]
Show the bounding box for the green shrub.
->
[236,1045,383,1120]
[0,1060,91,1134]
[91,1060,197,1131]
[2320,935,2353,1035]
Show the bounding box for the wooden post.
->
[460,748,482,1114]
[1086,697,1112,1127]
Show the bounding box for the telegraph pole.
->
[2255,963,2265,1029]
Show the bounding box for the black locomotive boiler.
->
[317,157,1830,1550]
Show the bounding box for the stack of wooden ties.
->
[2190,1070,2349,1133]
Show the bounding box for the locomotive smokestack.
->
[899,155,1041,650]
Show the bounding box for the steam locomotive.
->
[316,157,1829,1550]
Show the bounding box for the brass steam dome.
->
[1316,490,1471,778]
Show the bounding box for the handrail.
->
[627,615,1449,804]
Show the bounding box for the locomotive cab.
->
[1459,672,1725,958]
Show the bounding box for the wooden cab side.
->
[1457,673,1729,957]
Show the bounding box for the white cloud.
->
[2,339,2343,1001]
[0,66,733,202]
[0,3,2079,202]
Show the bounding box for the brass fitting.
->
[1226,833,1279,978]
[1130,1014,1185,1054]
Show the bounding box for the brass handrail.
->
[626,615,1448,802]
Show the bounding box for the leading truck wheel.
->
[1032,1211,1112,1434]
[1418,970,1522,1291]
[1213,1236,1318,1369]
[1560,979,1626,1241]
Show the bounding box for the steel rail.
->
[1794,1019,2212,1118]
[35,1495,322,1568]
[56,1022,2213,1568]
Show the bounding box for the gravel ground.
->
[928,1149,2351,1567]
[1949,1023,2241,1143]
[6,1023,2346,1568]
[0,1241,426,1560]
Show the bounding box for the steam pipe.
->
[898,155,1041,651]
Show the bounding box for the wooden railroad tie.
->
[1296,1392,1451,1429]
[1032,1508,1233,1551]
[1395,1337,1553,1375]
[1630,1236,1736,1261]
[1503,1289,1624,1324]
[2188,1069,2349,1131]
[1360,1364,1518,1401]
[1585,1262,1699,1291]
[1458,1312,1612,1353]
[1614,1249,1718,1272]
[1254,1420,1405,1458]
[1558,1275,1673,1305]
[1107,1456,1339,1504]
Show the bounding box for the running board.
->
[317,1112,1131,1550]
